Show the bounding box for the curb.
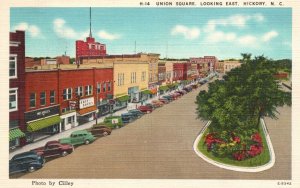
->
[193,119,275,172]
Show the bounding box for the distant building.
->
[215,61,224,73]
[56,55,70,65]
[223,60,241,73]
[190,56,218,74]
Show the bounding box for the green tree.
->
[196,55,291,133]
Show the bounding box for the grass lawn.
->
[197,122,271,167]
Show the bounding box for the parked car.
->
[183,86,192,92]
[103,116,124,129]
[174,90,184,96]
[59,130,96,146]
[151,100,164,107]
[121,113,137,124]
[162,95,173,102]
[159,98,169,104]
[138,105,153,113]
[145,103,156,110]
[128,109,144,118]
[90,125,112,137]
[9,151,45,174]
[31,140,74,158]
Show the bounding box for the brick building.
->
[158,63,166,85]
[24,66,113,142]
[76,37,106,64]
[9,31,26,148]
[190,56,218,75]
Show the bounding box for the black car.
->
[9,151,45,174]
[121,113,137,124]
[128,109,144,118]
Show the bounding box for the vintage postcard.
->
[0,0,299,188]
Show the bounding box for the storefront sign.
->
[25,105,60,122]
[111,118,119,124]
[69,100,77,108]
[79,97,95,109]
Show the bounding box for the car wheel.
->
[103,131,108,136]
[28,166,36,173]
[61,151,68,157]
[85,140,90,145]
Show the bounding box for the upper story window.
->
[30,93,36,108]
[103,83,106,92]
[40,91,46,106]
[107,82,111,91]
[97,83,101,93]
[75,86,84,97]
[131,72,136,83]
[118,73,124,86]
[63,88,72,100]
[9,88,18,112]
[50,90,55,104]
[85,85,93,96]
[9,55,17,79]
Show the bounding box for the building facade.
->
[23,66,113,142]
[158,63,166,85]
[9,30,26,148]
[224,60,242,73]
[113,61,149,109]
[215,61,224,73]
[190,56,218,75]
[76,37,106,64]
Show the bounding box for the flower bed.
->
[197,122,270,167]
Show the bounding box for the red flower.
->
[252,133,262,143]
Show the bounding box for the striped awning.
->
[9,128,25,141]
[27,115,61,132]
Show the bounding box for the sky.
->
[10,8,292,60]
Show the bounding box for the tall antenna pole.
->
[166,41,168,60]
[89,7,92,38]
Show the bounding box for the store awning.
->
[77,106,97,116]
[150,88,157,94]
[141,90,152,95]
[27,115,61,132]
[159,85,169,91]
[115,95,129,102]
[9,128,25,141]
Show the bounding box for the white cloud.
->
[53,18,78,39]
[204,13,264,32]
[262,30,278,42]
[171,25,200,40]
[206,31,236,43]
[238,35,257,46]
[97,30,121,40]
[13,22,41,38]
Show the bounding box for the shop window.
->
[30,93,36,108]
[40,91,46,106]
[85,85,93,96]
[63,88,72,100]
[9,88,18,111]
[9,55,17,78]
[50,90,55,104]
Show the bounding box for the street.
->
[17,83,291,179]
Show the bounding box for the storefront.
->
[76,97,97,125]
[128,86,140,103]
[159,85,169,95]
[60,111,77,132]
[140,89,151,102]
[9,127,25,149]
[25,105,61,143]
[97,99,111,117]
[113,95,129,112]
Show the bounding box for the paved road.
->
[18,83,291,179]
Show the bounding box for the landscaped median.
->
[193,119,275,172]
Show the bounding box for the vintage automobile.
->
[9,151,45,174]
[121,113,137,124]
[31,140,74,158]
[89,125,112,137]
[103,116,124,129]
[162,95,173,102]
[137,105,153,113]
[158,98,169,104]
[59,130,96,146]
[145,103,156,110]
[128,109,144,118]
[174,90,184,96]
[151,100,164,107]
